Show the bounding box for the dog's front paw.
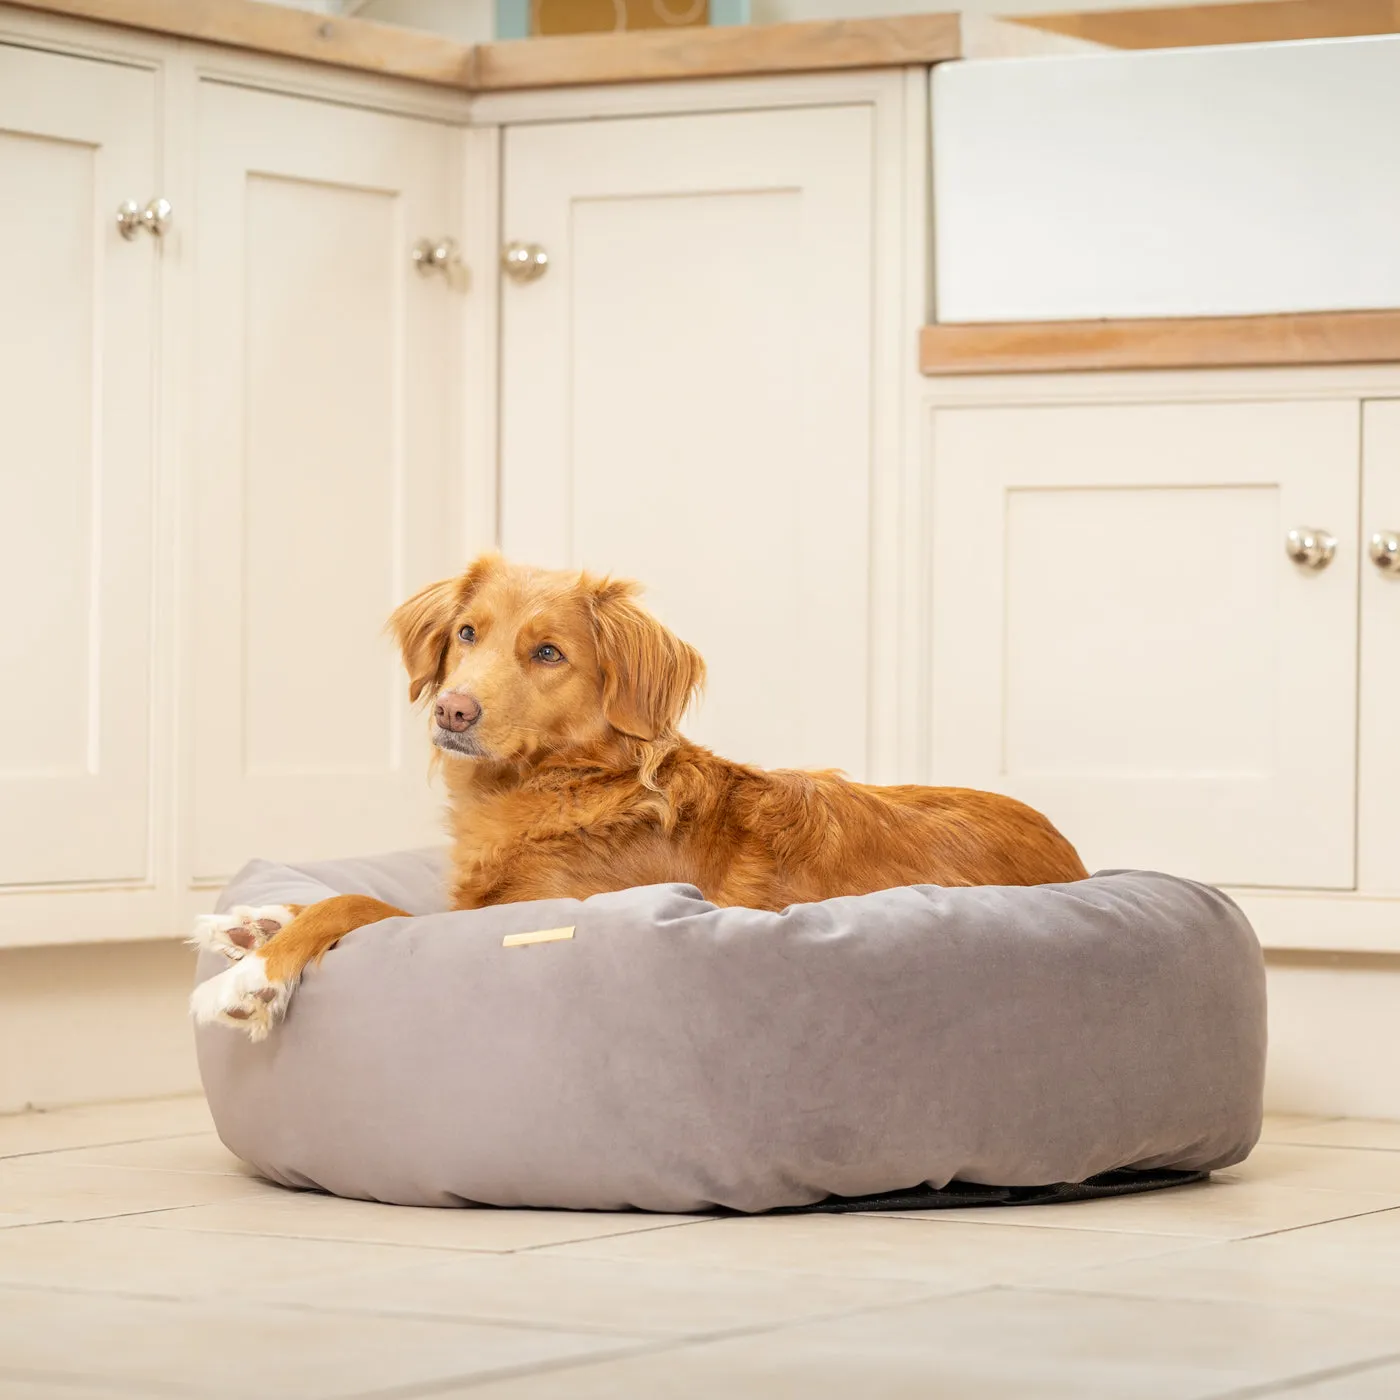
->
[189,956,293,1042]
[189,905,297,961]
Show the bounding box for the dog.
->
[192,555,1087,1037]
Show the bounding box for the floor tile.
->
[536,1212,1195,1285]
[1261,1119,1400,1152]
[0,1218,453,1300]
[1044,1205,1400,1317]
[0,1096,214,1159]
[137,1189,706,1253]
[1214,1144,1400,1193]
[876,1176,1400,1239]
[1254,1356,1400,1397]
[0,1379,135,1399]
[0,1285,647,1400]
[451,1288,1400,1400]
[260,1246,941,1337]
[1259,1114,1341,1143]
[0,1157,276,1226]
[25,1133,251,1178]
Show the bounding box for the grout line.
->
[0,1361,199,1398]
[1259,1139,1400,1156]
[1225,1201,1400,1243]
[0,1130,218,1162]
[510,1216,717,1253]
[347,1286,1009,1399]
[1203,1347,1400,1400]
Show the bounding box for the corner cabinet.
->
[0,20,478,949]
[0,9,923,949]
[921,372,1400,950]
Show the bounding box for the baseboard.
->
[0,940,200,1114]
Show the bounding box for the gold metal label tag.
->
[502,926,576,948]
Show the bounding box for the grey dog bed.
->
[194,850,1265,1214]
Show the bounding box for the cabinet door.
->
[0,47,157,885]
[928,400,1359,889]
[1359,400,1400,893]
[500,107,873,775]
[190,84,461,878]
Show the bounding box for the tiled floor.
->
[2,1100,1399,1398]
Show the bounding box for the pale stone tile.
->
[1214,1143,1400,1193]
[877,1176,1400,1239]
[0,1096,214,1158]
[535,1212,1195,1285]
[0,1285,645,1400]
[137,1189,706,1253]
[1259,1113,1342,1141]
[259,1246,941,1336]
[1263,1118,1400,1151]
[0,1218,453,1299]
[1266,1359,1400,1397]
[1043,1204,1400,1317]
[0,1157,276,1225]
[451,1288,1400,1400]
[28,1133,251,1177]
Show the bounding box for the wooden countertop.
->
[5,0,964,89]
[919,310,1400,376]
[1012,0,1400,50]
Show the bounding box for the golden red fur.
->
[395,554,1087,910]
[192,554,1086,1037]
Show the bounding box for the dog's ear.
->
[589,579,705,742]
[389,555,497,703]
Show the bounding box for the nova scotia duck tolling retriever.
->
[192,554,1087,1037]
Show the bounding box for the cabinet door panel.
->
[1359,400,1400,893]
[929,400,1359,889]
[500,107,872,774]
[191,84,459,878]
[0,46,156,885]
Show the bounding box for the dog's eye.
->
[457,624,476,644]
[534,644,565,665]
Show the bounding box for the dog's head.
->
[389,555,705,778]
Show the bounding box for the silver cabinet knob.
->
[116,197,171,241]
[1370,531,1400,574]
[1285,527,1337,571]
[412,236,468,291]
[502,242,548,283]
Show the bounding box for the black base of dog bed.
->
[770,1167,1209,1215]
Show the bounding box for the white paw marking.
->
[188,904,296,961]
[189,955,294,1042]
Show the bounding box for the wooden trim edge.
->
[3,1,963,89]
[1011,0,1400,51]
[469,14,962,90]
[919,310,1400,376]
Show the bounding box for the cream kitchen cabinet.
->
[0,17,476,948]
[0,42,166,946]
[921,375,1400,945]
[493,77,917,780]
[926,394,1361,892]
[187,82,465,879]
[1359,399,1400,896]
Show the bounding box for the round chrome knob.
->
[1285,527,1336,571]
[143,197,172,237]
[1370,530,1400,574]
[116,197,171,240]
[502,242,548,283]
[412,236,468,291]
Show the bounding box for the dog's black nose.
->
[434,692,481,733]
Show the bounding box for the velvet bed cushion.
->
[194,852,1265,1214]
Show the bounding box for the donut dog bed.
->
[194,850,1265,1214]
